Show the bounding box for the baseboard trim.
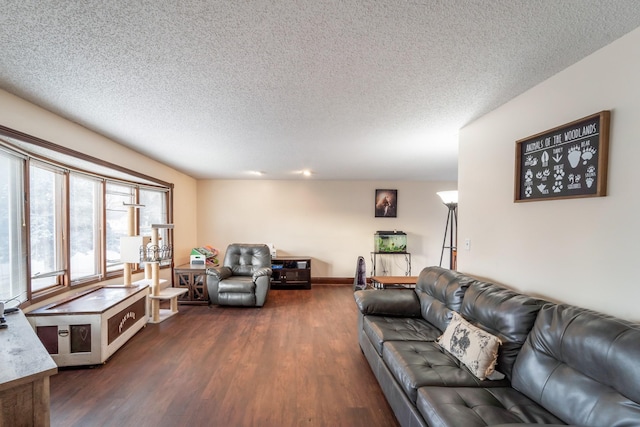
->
[311,277,354,285]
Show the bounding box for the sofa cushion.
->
[512,303,640,426]
[363,316,442,356]
[437,312,501,380]
[218,276,255,293]
[383,341,510,404]
[416,386,565,427]
[415,266,473,332]
[459,281,545,380]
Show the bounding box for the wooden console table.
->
[174,263,209,305]
[1,309,57,426]
[271,257,311,289]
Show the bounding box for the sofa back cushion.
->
[415,266,473,332]
[512,304,640,426]
[459,281,545,380]
[224,243,271,276]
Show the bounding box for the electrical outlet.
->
[464,239,471,251]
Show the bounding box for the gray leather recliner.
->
[206,243,272,307]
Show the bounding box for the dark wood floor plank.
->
[50,285,399,427]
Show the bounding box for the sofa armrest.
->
[206,266,232,280]
[354,289,421,317]
[252,267,273,281]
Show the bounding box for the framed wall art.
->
[514,111,610,202]
[375,189,397,217]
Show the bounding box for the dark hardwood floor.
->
[50,285,399,427]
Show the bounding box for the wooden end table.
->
[173,263,210,305]
[370,276,418,289]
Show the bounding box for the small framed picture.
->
[375,189,397,218]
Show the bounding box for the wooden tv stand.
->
[271,257,311,289]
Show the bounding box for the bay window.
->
[0,126,173,305]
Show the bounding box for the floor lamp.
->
[437,191,458,270]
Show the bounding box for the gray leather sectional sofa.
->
[354,266,640,426]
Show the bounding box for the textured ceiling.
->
[2,1,640,181]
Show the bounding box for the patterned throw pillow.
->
[437,312,502,380]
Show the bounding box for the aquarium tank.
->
[374,231,407,253]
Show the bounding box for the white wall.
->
[197,180,456,277]
[458,28,640,321]
[0,89,199,294]
[1,88,456,293]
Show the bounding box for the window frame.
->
[104,181,137,276]
[28,160,67,294]
[0,147,28,305]
[69,172,103,285]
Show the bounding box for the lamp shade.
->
[120,235,151,263]
[437,191,458,205]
